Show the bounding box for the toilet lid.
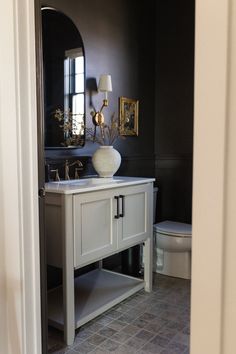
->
[153,221,192,237]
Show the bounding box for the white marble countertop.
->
[45,176,155,194]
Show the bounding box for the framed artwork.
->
[119,97,139,136]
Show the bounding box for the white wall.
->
[0,0,41,353]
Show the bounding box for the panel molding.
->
[155,153,192,161]
[121,153,155,161]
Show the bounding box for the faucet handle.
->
[50,169,60,181]
[55,169,60,181]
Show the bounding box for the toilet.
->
[152,188,192,279]
[153,221,192,279]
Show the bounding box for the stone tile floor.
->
[48,273,190,354]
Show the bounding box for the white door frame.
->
[191,1,236,353]
[0,0,235,353]
[0,0,41,353]
[191,0,228,353]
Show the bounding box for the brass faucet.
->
[72,160,83,179]
[64,159,83,180]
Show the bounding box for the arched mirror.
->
[42,7,85,148]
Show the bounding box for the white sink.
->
[53,179,87,185]
[85,178,123,185]
[45,176,156,194]
[53,177,124,186]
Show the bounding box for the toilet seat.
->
[153,220,192,238]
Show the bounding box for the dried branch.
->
[53,108,84,147]
[85,113,123,146]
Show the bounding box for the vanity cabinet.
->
[116,185,148,249]
[73,189,117,266]
[73,184,149,267]
[45,177,154,345]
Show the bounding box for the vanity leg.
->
[62,195,75,345]
[63,263,75,345]
[143,237,153,292]
[143,184,153,292]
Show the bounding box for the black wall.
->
[43,0,194,223]
[154,0,194,223]
[43,0,156,178]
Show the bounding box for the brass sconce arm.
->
[93,99,109,126]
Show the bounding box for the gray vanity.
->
[45,176,154,345]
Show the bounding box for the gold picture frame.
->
[119,97,139,136]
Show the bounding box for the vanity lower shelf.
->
[48,268,144,330]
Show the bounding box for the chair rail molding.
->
[0,0,41,353]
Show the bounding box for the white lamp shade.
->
[98,74,112,92]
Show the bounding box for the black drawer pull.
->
[119,195,125,217]
[114,196,120,219]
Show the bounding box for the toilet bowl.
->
[153,220,192,279]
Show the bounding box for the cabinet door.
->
[117,184,151,249]
[73,190,117,267]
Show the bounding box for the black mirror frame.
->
[41,5,86,150]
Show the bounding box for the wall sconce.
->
[92,74,112,126]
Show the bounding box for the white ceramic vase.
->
[92,146,121,178]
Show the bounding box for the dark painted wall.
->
[43,0,194,222]
[43,0,156,178]
[154,0,195,223]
